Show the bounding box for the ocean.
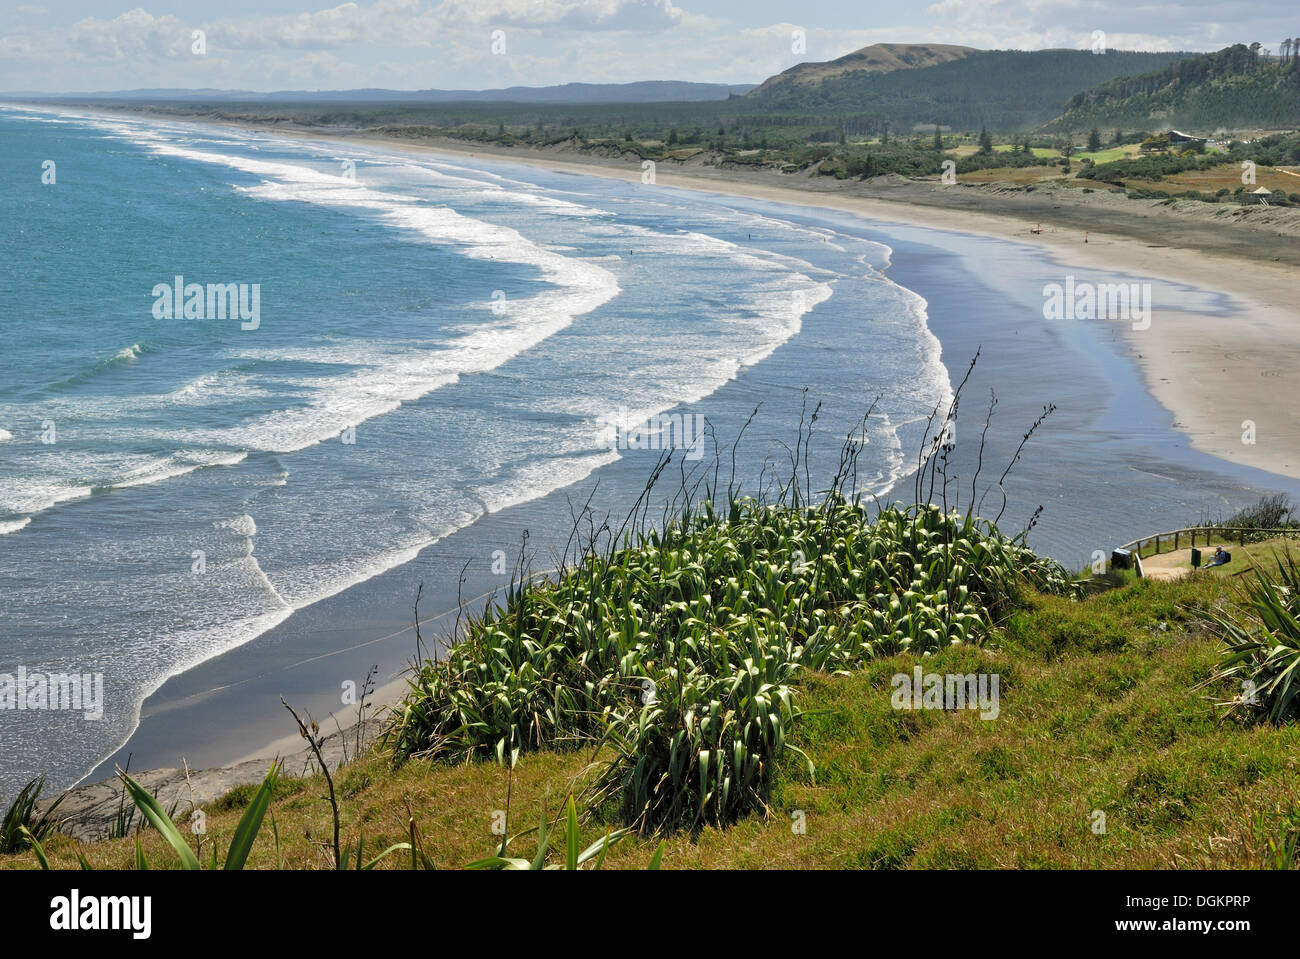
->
[1,105,1294,794]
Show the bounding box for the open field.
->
[1121,164,1300,195]
[1073,146,1140,164]
[957,164,1066,185]
[995,144,1061,158]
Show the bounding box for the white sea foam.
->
[110,450,249,489]
[0,481,94,516]
[392,163,607,217]
[0,517,31,535]
[107,136,623,455]
[220,512,258,539]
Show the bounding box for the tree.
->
[1112,128,1123,145]
[1139,132,1171,153]
[667,128,678,145]
[933,127,943,150]
[1088,127,1102,152]
[880,121,890,146]
[977,127,993,154]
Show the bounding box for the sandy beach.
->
[339,132,1300,481]
[33,102,1300,476]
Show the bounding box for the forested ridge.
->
[1050,44,1300,130]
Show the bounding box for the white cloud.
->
[923,0,1291,52]
[208,0,430,51]
[434,0,685,31]
[67,9,191,60]
[0,0,1294,93]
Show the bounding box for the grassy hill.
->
[9,521,1300,870]
[8,429,1300,870]
[744,48,1195,132]
[748,43,977,96]
[1049,44,1300,132]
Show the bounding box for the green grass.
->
[210,776,305,812]
[1204,539,1300,578]
[1074,146,1132,164]
[994,145,1059,158]
[8,520,1300,870]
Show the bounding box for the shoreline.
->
[9,104,1298,477]
[344,130,1300,481]
[13,108,1300,816]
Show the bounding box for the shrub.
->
[1,777,66,854]
[1204,554,1300,724]
[386,498,1072,832]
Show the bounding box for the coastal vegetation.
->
[6,391,1300,869]
[1205,552,1300,724]
[386,497,1073,832]
[383,377,1075,836]
[8,552,1300,869]
[93,83,1299,207]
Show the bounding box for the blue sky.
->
[2,0,1296,92]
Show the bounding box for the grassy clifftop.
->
[7,390,1300,868]
[8,485,1300,869]
[9,563,1299,869]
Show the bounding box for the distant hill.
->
[1047,44,1300,132]
[745,48,1195,131]
[10,81,755,105]
[748,43,976,96]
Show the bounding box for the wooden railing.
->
[1118,526,1300,559]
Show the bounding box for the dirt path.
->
[1141,549,1196,581]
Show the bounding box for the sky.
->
[1,0,1296,93]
